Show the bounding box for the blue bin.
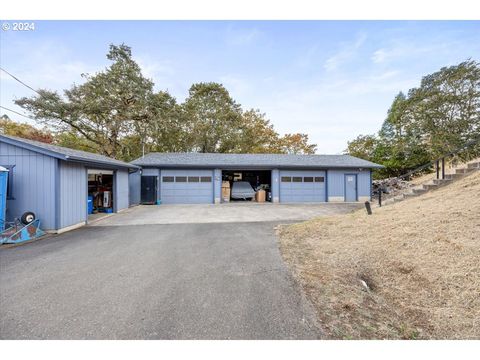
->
[0,167,8,230]
[87,196,93,214]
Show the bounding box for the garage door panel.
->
[280,170,326,203]
[161,170,214,204]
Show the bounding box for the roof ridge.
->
[141,152,339,156]
[130,151,384,168]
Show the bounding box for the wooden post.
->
[365,201,372,215]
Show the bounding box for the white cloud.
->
[371,48,388,63]
[219,74,251,98]
[370,45,411,64]
[135,55,175,81]
[225,26,262,45]
[324,32,367,71]
[370,38,461,65]
[295,44,319,68]
[244,69,419,153]
[1,39,97,91]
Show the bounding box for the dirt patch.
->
[279,171,480,339]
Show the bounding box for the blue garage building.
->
[0,133,382,233]
[0,134,139,233]
[131,153,382,205]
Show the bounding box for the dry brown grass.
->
[279,171,480,339]
[410,171,436,185]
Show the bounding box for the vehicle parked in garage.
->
[131,152,383,205]
[231,181,256,200]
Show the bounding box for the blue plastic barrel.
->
[87,195,93,214]
[0,166,9,231]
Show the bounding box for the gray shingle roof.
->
[131,152,383,169]
[0,134,138,169]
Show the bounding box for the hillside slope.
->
[279,171,480,339]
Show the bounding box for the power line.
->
[0,67,41,95]
[0,105,36,121]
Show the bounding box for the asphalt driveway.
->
[0,204,358,339]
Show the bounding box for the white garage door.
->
[161,169,214,204]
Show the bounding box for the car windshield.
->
[232,181,253,191]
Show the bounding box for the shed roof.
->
[131,152,383,169]
[0,134,138,170]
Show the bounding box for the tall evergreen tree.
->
[346,60,480,178]
[16,44,155,158]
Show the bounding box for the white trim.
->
[87,169,114,175]
[46,221,86,234]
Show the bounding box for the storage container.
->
[0,166,8,230]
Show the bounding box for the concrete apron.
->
[90,203,362,226]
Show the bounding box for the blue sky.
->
[1,21,479,153]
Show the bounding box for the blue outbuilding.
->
[131,152,383,205]
[1,133,383,233]
[0,134,139,233]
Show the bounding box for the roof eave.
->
[0,135,139,170]
[0,135,68,161]
[132,163,384,169]
[67,156,140,170]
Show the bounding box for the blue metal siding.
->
[325,170,329,202]
[141,168,160,176]
[115,169,129,211]
[271,169,280,202]
[129,170,141,206]
[328,169,371,201]
[0,141,56,230]
[369,169,373,200]
[160,169,214,204]
[214,169,221,204]
[279,170,326,203]
[59,161,87,228]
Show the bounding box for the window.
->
[281,176,291,182]
[188,176,200,183]
[303,177,314,182]
[1,165,15,199]
[175,176,187,182]
[315,176,325,183]
[162,176,174,182]
[200,176,212,183]
[292,177,303,182]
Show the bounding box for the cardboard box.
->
[222,181,230,189]
[255,189,266,203]
[222,186,231,202]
